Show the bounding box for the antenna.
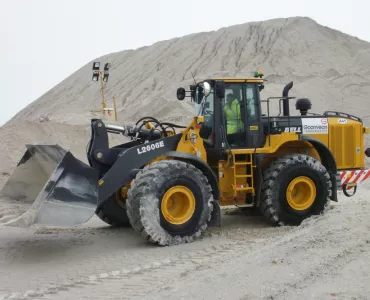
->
[190,71,197,85]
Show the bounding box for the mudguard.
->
[299,135,338,201]
[97,135,182,204]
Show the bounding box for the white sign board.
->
[302,118,328,134]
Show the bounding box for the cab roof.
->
[209,78,264,83]
[195,77,264,84]
[196,71,265,84]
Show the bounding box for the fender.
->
[165,151,221,227]
[97,134,182,205]
[299,135,338,202]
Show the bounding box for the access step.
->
[235,175,253,178]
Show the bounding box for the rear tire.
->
[126,160,214,246]
[95,194,131,227]
[260,154,332,226]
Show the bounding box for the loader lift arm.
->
[86,118,185,175]
[85,118,190,205]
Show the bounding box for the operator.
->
[224,93,242,134]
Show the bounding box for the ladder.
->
[231,153,255,197]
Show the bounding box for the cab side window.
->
[246,83,258,121]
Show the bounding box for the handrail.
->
[260,96,296,147]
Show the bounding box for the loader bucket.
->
[0,144,99,227]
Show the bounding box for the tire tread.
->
[260,154,332,226]
[126,160,214,246]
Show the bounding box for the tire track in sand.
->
[0,239,254,300]
[0,210,292,299]
[0,220,292,300]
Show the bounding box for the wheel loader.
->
[1,71,370,246]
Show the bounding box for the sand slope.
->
[5,17,370,127]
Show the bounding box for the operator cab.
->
[176,72,266,153]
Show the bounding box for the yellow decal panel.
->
[328,117,365,169]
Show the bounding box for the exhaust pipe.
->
[282,81,294,116]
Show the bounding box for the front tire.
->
[126,160,214,246]
[260,154,332,226]
[95,194,131,227]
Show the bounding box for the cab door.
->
[222,82,247,148]
[242,83,265,149]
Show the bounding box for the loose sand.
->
[0,190,369,300]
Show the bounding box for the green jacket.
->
[224,99,243,134]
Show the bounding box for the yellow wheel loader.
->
[1,71,370,246]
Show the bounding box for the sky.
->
[1,0,370,125]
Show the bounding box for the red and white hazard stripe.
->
[339,169,370,186]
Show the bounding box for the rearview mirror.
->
[203,82,211,97]
[177,87,186,100]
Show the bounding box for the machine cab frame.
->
[190,77,266,154]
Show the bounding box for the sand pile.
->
[4,16,370,128]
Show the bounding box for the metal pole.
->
[100,71,106,109]
[113,96,118,121]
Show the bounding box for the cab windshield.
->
[194,84,214,117]
[194,83,214,146]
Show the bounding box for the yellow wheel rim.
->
[161,186,196,225]
[286,176,316,211]
[115,185,130,209]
